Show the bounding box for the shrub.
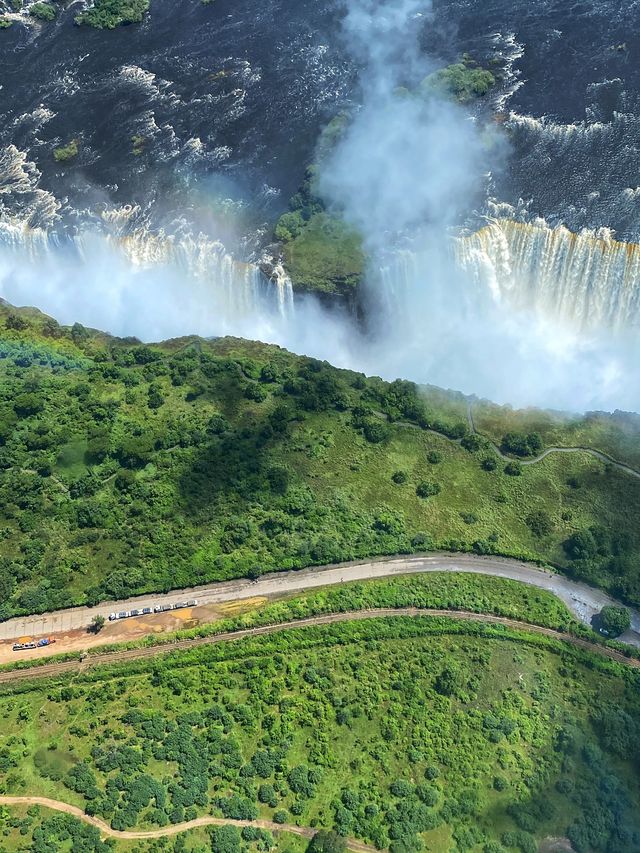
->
[416,481,441,498]
[29,2,56,20]
[53,139,79,161]
[392,470,408,484]
[427,450,442,464]
[501,432,543,458]
[504,461,522,477]
[209,825,241,853]
[461,433,482,452]
[525,510,553,537]
[362,420,389,443]
[75,0,149,28]
[563,530,598,560]
[307,830,347,853]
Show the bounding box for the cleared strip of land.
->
[0,795,373,851]
[1,554,639,646]
[0,608,637,686]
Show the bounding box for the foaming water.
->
[457,219,640,330]
[3,211,640,411]
[0,208,295,342]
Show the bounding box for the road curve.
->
[1,554,639,648]
[0,608,638,686]
[466,402,640,479]
[0,795,373,851]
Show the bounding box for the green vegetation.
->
[90,614,106,634]
[598,605,631,637]
[0,571,598,676]
[0,302,639,621]
[420,62,496,103]
[281,214,364,296]
[0,617,639,852]
[0,15,13,26]
[276,168,365,297]
[29,2,56,20]
[471,399,640,470]
[53,139,79,162]
[131,135,146,156]
[501,432,544,458]
[74,0,149,29]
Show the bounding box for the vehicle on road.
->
[13,638,56,652]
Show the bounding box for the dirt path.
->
[0,608,638,686]
[466,402,640,479]
[0,795,373,851]
[2,553,639,655]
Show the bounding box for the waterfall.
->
[270,262,295,318]
[457,219,640,330]
[0,197,293,337]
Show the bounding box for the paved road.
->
[2,553,639,647]
[0,796,373,851]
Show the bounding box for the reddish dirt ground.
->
[0,599,267,665]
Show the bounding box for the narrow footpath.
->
[0,795,374,851]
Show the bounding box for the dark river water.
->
[2,0,640,242]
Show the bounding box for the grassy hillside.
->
[0,301,639,620]
[0,615,639,853]
[470,398,640,470]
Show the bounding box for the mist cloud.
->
[1,0,640,414]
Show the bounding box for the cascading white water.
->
[456,218,640,330]
[0,195,295,337]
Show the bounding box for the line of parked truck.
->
[11,600,199,652]
[13,638,56,652]
[108,599,198,621]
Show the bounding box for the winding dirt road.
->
[0,795,373,851]
[0,607,638,687]
[2,554,639,652]
[466,402,640,480]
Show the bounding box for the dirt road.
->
[0,608,638,687]
[466,402,640,479]
[1,554,639,653]
[0,795,373,851]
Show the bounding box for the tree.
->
[563,530,598,561]
[362,420,389,443]
[504,461,522,477]
[90,614,106,634]
[416,481,440,498]
[209,825,241,853]
[461,433,481,452]
[307,831,346,853]
[246,565,261,582]
[502,432,542,457]
[598,605,631,637]
[435,663,464,696]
